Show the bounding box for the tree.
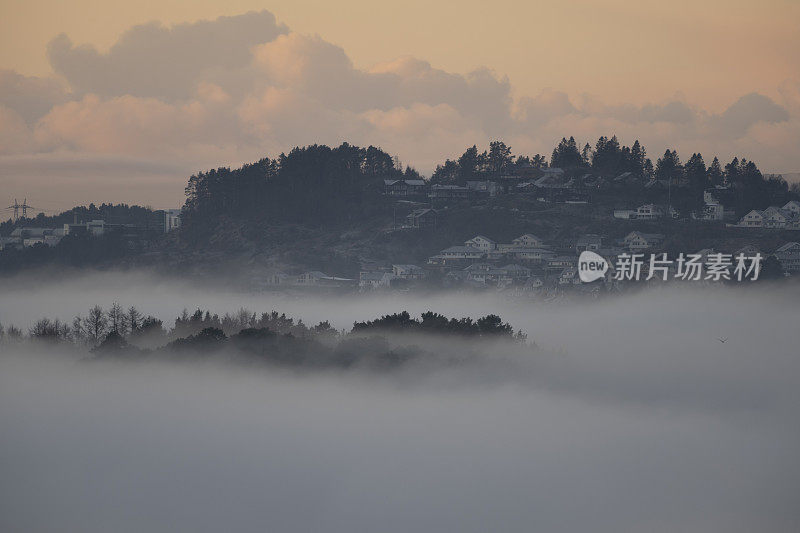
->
[487,141,513,174]
[684,153,707,190]
[457,145,480,179]
[107,302,127,336]
[655,150,683,184]
[707,157,724,186]
[591,135,622,176]
[551,136,583,168]
[127,306,141,335]
[630,140,647,177]
[86,305,107,345]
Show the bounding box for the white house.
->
[762,207,791,229]
[465,235,497,252]
[512,234,545,248]
[738,210,764,227]
[623,231,664,251]
[164,209,182,233]
[635,204,664,220]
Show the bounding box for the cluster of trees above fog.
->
[179,138,796,234]
[1,304,526,369]
[432,136,788,197]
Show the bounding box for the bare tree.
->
[6,325,22,340]
[86,305,107,344]
[107,302,127,336]
[72,316,86,344]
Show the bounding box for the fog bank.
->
[1,273,799,532]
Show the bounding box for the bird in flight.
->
[717,337,728,343]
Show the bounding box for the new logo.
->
[578,251,609,282]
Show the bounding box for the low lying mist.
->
[1,271,798,532]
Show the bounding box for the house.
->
[575,234,602,252]
[614,209,636,220]
[738,210,764,227]
[10,226,66,247]
[464,263,494,284]
[774,242,800,273]
[700,202,725,221]
[762,207,791,229]
[429,246,485,266]
[623,231,664,251]
[63,219,105,236]
[0,236,20,250]
[465,235,497,252]
[297,271,355,287]
[559,267,578,285]
[465,180,501,197]
[547,256,576,270]
[505,247,555,263]
[359,271,396,290]
[384,179,427,197]
[635,204,664,220]
[783,201,800,216]
[164,209,182,232]
[405,208,437,229]
[429,184,471,200]
[512,234,545,248]
[392,264,426,280]
[493,264,531,281]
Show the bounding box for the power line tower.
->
[5,198,35,221]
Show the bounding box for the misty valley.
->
[1,274,799,532]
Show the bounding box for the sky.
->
[0,0,799,210]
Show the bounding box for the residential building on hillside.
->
[774,242,800,273]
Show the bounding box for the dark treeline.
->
[0,203,163,235]
[182,143,422,238]
[353,311,522,339]
[2,305,527,370]
[181,139,796,237]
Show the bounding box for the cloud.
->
[0,70,69,123]
[47,11,287,101]
[1,9,799,208]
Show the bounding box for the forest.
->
[0,304,528,370]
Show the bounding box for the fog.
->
[1,271,799,532]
